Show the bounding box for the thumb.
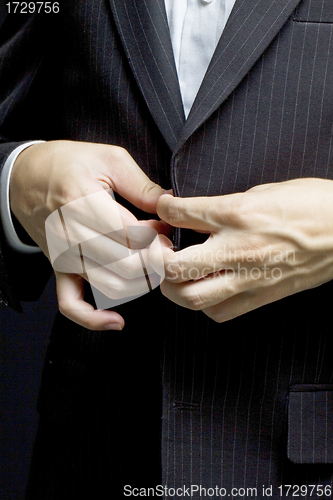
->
[157,194,223,232]
[56,272,125,331]
[109,148,170,213]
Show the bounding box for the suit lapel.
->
[176,0,303,152]
[109,0,185,152]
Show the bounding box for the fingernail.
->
[105,323,123,331]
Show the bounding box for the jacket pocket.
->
[293,0,333,23]
[288,384,333,464]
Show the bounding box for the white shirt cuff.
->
[0,141,45,253]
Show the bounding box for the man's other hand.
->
[149,178,333,322]
[10,140,169,330]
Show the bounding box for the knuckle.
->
[204,305,232,323]
[165,262,183,282]
[162,198,183,225]
[105,280,127,299]
[127,228,153,249]
[110,260,132,280]
[58,301,66,316]
[228,199,252,227]
[105,146,130,173]
[112,145,128,160]
[58,300,79,320]
[205,311,224,323]
[182,288,206,310]
[141,180,160,198]
[224,194,260,229]
[118,253,145,279]
[125,263,139,280]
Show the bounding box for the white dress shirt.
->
[165,0,236,117]
[0,0,237,252]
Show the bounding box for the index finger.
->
[156,193,239,233]
[149,234,232,283]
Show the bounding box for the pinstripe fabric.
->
[173,16,333,199]
[161,1,333,496]
[161,292,333,498]
[175,0,302,151]
[294,0,333,22]
[1,0,333,498]
[288,385,333,464]
[109,0,185,151]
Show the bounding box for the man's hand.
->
[10,140,168,330]
[150,178,333,322]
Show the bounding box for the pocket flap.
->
[293,0,333,22]
[288,385,333,464]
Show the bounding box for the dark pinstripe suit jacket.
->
[1,0,333,498]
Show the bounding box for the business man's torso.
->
[1,0,333,498]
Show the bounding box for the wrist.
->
[10,142,46,217]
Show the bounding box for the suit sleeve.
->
[0,11,60,309]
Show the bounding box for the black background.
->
[0,274,57,500]
[0,5,56,498]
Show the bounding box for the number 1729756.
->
[278,484,332,497]
[6,2,59,14]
